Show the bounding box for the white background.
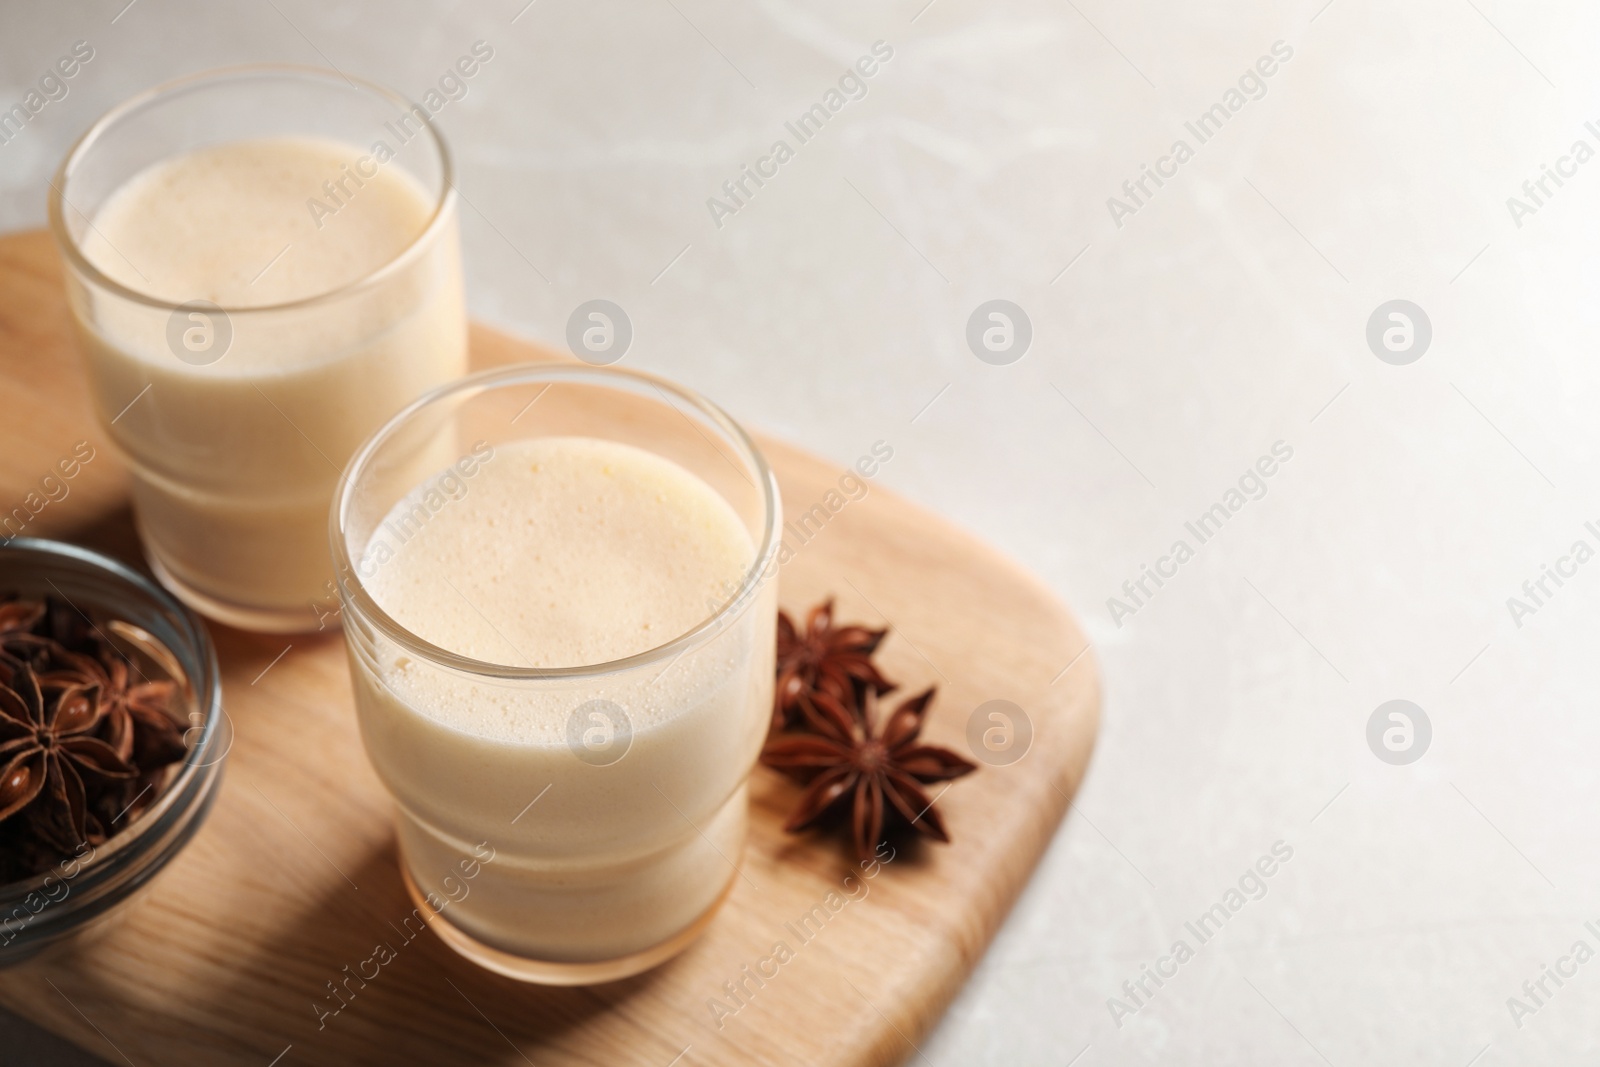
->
[4,0,1600,1063]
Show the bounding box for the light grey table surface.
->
[4,1,1600,1064]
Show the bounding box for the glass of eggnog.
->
[50,66,468,632]
[332,363,780,984]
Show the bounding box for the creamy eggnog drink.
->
[337,367,780,985]
[53,68,466,631]
[344,433,776,975]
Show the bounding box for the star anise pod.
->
[0,630,76,676]
[773,599,894,730]
[762,686,976,863]
[36,597,104,654]
[94,656,185,772]
[0,600,44,635]
[0,663,135,854]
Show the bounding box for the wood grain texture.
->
[0,229,1100,1067]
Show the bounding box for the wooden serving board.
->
[0,229,1099,1067]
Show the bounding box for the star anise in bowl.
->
[0,595,189,883]
[762,685,976,863]
[773,598,894,730]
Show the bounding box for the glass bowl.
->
[0,538,228,966]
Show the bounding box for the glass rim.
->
[331,361,782,681]
[46,63,457,316]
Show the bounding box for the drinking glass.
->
[332,363,780,984]
[50,65,467,632]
